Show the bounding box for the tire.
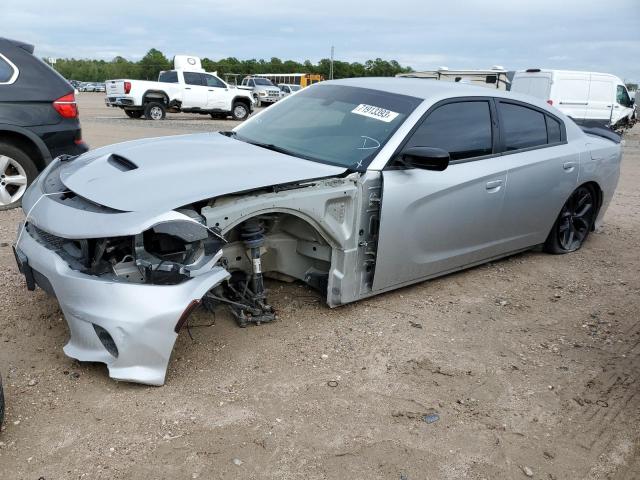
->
[144,102,166,120]
[544,185,597,254]
[231,102,250,121]
[0,142,38,211]
[124,109,143,119]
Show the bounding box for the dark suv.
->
[0,37,88,210]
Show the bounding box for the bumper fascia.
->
[15,223,229,386]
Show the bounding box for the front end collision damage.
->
[16,155,381,385]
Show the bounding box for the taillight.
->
[53,93,78,119]
[124,81,131,94]
[547,99,553,106]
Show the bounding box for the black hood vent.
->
[107,154,138,172]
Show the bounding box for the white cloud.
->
[0,0,638,80]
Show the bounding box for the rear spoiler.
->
[581,126,621,144]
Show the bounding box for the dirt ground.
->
[0,93,638,479]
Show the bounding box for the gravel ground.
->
[0,93,638,479]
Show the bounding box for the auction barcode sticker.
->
[351,104,399,123]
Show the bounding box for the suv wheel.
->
[231,102,250,121]
[0,142,37,211]
[125,109,143,119]
[144,102,166,120]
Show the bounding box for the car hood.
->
[58,133,347,212]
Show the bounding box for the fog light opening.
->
[93,324,119,358]
[174,299,202,334]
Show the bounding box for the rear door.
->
[510,73,552,101]
[497,100,579,249]
[553,72,590,123]
[181,72,208,108]
[585,74,614,127]
[373,99,510,292]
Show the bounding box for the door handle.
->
[185,87,191,90]
[208,89,214,92]
[563,161,577,171]
[485,179,503,191]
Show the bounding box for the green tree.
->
[138,48,171,80]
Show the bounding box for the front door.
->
[373,99,510,292]
[202,74,228,109]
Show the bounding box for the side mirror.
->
[400,146,450,171]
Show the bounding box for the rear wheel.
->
[144,102,166,120]
[544,185,597,254]
[124,109,143,119]
[231,102,250,121]
[0,142,37,211]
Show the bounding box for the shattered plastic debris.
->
[423,413,440,424]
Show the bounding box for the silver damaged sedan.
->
[13,78,622,385]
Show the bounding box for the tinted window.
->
[616,85,631,107]
[158,71,178,83]
[203,74,225,88]
[183,72,203,86]
[254,78,274,86]
[499,103,547,150]
[546,116,561,143]
[0,56,15,83]
[234,84,421,169]
[405,101,493,160]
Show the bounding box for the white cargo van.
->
[511,69,634,129]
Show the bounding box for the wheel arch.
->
[579,180,603,231]
[142,90,169,105]
[220,207,340,249]
[232,95,252,108]
[0,125,50,170]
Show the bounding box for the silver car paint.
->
[58,133,346,213]
[15,78,622,385]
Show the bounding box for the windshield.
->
[233,84,422,170]
[290,85,301,91]
[254,78,275,86]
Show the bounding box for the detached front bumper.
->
[14,223,229,386]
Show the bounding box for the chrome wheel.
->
[0,155,28,206]
[233,104,248,119]
[149,106,163,120]
[557,186,595,251]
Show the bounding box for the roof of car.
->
[327,77,556,111]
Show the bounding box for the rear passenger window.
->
[546,116,561,143]
[405,101,493,160]
[183,72,203,86]
[499,103,547,150]
[158,71,178,83]
[0,55,15,83]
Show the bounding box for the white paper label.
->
[351,104,400,123]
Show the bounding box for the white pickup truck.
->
[105,56,254,121]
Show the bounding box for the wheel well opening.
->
[0,131,45,170]
[143,91,169,105]
[220,213,332,297]
[580,181,603,230]
[234,97,251,108]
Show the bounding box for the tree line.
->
[51,48,414,82]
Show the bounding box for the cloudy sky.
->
[2,0,639,81]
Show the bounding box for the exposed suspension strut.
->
[205,219,277,327]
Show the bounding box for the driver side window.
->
[617,85,631,107]
[405,101,493,161]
